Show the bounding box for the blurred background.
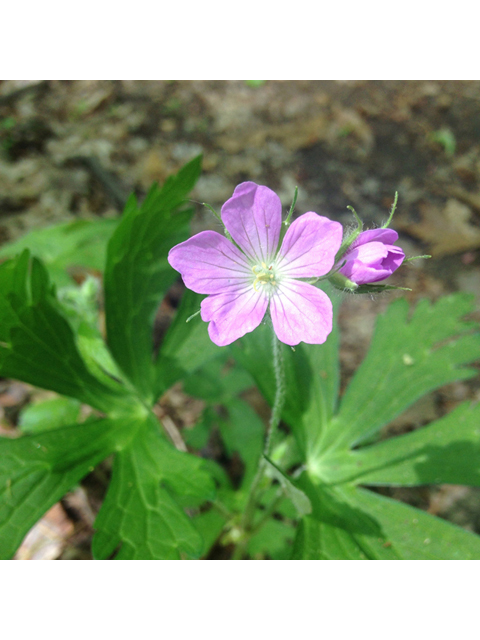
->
[1,79,479,558]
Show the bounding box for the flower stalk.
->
[235,325,286,556]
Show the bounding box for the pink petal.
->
[201,285,269,346]
[168,230,251,294]
[348,241,389,266]
[270,280,333,346]
[352,228,398,248]
[340,242,404,284]
[275,212,343,278]
[221,182,282,263]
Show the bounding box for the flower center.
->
[252,261,279,293]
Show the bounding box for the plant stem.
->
[239,327,286,540]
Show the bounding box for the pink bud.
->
[338,229,405,285]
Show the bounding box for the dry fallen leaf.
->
[15,503,74,560]
[399,198,480,257]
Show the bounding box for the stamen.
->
[252,261,279,293]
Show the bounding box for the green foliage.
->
[1,153,480,560]
[319,402,480,487]
[0,219,118,288]
[321,294,480,452]
[235,292,480,559]
[232,284,341,457]
[92,414,214,560]
[155,289,220,395]
[19,396,81,434]
[248,518,294,559]
[0,417,129,559]
[0,156,223,560]
[244,81,266,88]
[430,127,456,156]
[0,251,126,413]
[104,156,202,402]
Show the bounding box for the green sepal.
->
[334,205,363,263]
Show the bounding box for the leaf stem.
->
[211,499,233,519]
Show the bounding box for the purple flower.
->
[338,228,405,285]
[168,182,343,347]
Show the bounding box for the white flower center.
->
[251,261,280,293]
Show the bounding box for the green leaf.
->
[183,357,253,404]
[57,275,102,330]
[293,476,480,560]
[183,407,215,450]
[155,289,220,396]
[318,401,480,487]
[75,321,126,391]
[0,252,128,413]
[264,456,312,516]
[292,476,400,559]
[0,417,128,559]
[57,276,127,391]
[232,284,341,457]
[248,519,295,559]
[0,218,117,288]
[194,509,227,558]
[19,397,81,434]
[218,398,264,491]
[348,486,480,560]
[291,517,368,560]
[104,156,202,402]
[322,294,480,451]
[92,412,215,560]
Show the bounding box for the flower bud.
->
[336,228,405,285]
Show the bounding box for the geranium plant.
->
[1,156,479,560]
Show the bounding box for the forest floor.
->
[1,80,480,559]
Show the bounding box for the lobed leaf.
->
[104,156,202,403]
[292,476,400,559]
[291,517,368,560]
[92,413,215,560]
[318,401,480,487]
[348,485,480,560]
[155,289,220,396]
[0,252,128,413]
[19,397,81,434]
[321,294,480,451]
[292,477,480,560]
[0,418,129,559]
[0,218,117,288]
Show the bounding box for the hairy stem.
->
[236,327,286,555]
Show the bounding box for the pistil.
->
[252,262,277,292]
